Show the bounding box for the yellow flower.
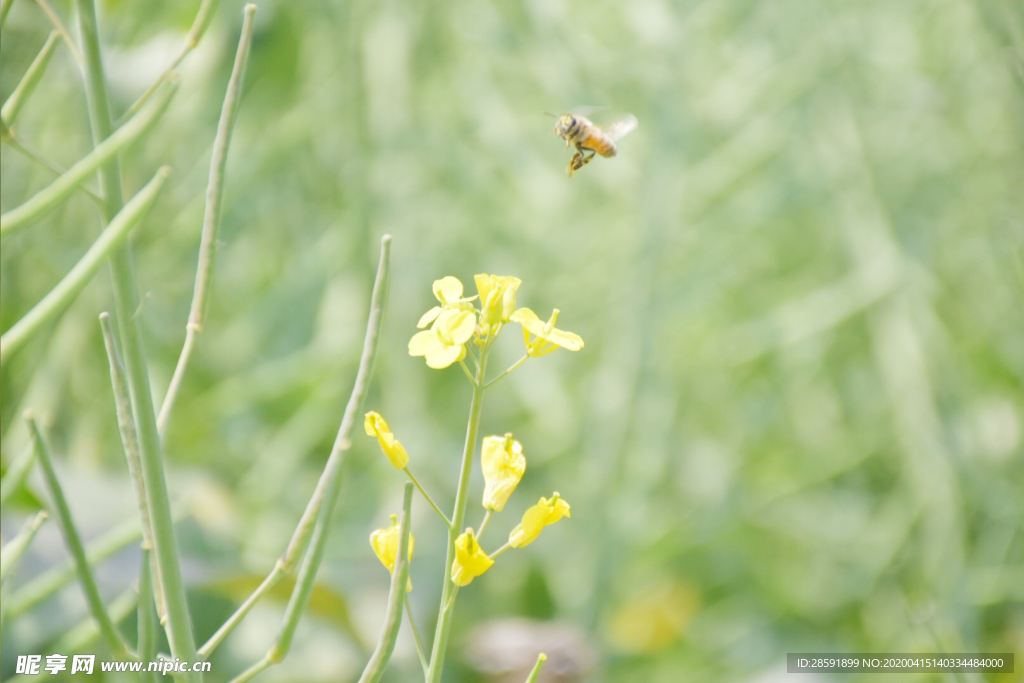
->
[481,433,526,512]
[508,493,571,548]
[474,274,521,333]
[408,308,477,369]
[364,411,409,469]
[370,515,415,591]
[451,528,494,587]
[416,276,477,329]
[510,308,584,357]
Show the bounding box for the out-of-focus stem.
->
[0,168,170,365]
[426,340,490,682]
[74,0,198,674]
[357,483,413,683]
[0,511,48,582]
[116,0,220,124]
[27,415,131,658]
[1,30,60,125]
[214,236,391,671]
[158,4,257,436]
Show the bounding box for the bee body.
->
[552,112,636,177]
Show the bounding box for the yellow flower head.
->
[364,411,409,469]
[510,308,584,357]
[474,274,521,333]
[408,308,477,369]
[481,433,526,512]
[416,276,477,329]
[451,527,494,587]
[508,492,571,548]
[370,515,415,590]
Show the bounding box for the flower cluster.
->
[367,273,579,596]
[408,274,582,369]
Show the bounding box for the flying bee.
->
[549,111,638,177]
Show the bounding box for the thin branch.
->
[525,653,547,683]
[476,509,492,539]
[159,3,257,436]
[1,30,60,126]
[100,312,166,622]
[404,466,451,527]
[5,508,183,620]
[0,82,176,239]
[4,132,103,203]
[404,595,428,676]
[0,511,48,582]
[33,0,83,64]
[484,354,528,389]
[74,0,198,671]
[116,0,220,124]
[0,443,36,506]
[204,235,392,666]
[0,168,171,365]
[26,414,132,658]
[357,483,413,683]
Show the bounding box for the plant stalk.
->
[426,342,490,682]
[74,0,198,675]
[357,482,413,683]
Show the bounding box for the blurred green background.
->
[2,0,1023,681]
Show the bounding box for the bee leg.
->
[567,150,584,177]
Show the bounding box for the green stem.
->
[4,132,104,202]
[137,549,159,683]
[226,236,391,677]
[0,82,175,239]
[197,562,285,659]
[33,0,83,64]
[0,443,35,506]
[0,0,13,29]
[484,354,528,389]
[0,511,48,582]
[74,0,198,674]
[404,595,428,676]
[158,4,257,436]
[525,653,547,683]
[1,30,60,126]
[477,509,492,539]
[5,508,182,619]
[26,415,131,658]
[488,542,511,560]
[404,466,451,527]
[116,0,219,125]
[458,358,475,383]
[357,483,414,683]
[100,311,166,622]
[0,169,170,365]
[426,342,490,683]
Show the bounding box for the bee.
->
[550,111,638,177]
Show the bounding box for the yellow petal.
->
[511,307,542,334]
[437,309,476,344]
[432,276,464,305]
[451,528,494,587]
[481,434,526,512]
[417,306,442,329]
[509,493,571,548]
[370,517,415,591]
[409,330,444,357]
[549,329,584,351]
[426,343,465,369]
[364,411,390,437]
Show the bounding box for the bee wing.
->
[601,114,638,142]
